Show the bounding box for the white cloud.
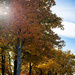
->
[51,1,75,38]
[53,21,75,38]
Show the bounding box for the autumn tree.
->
[21,48,44,75]
[34,49,75,75]
[0,0,64,75]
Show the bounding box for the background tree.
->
[34,49,75,75]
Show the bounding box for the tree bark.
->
[16,48,22,75]
[48,71,51,75]
[29,63,32,75]
[14,56,17,75]
[40,70,42,75]
[2,55,5,75]
[55,72,57,75]
[16,38,24,75]
[48,72,49,75]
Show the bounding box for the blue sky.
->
[51,0,75,55]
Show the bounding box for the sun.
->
[0,6,10,15]
[0,1,10,16]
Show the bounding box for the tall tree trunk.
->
[55,72,57,75]
[2,55,5,75]
[48,71,51,75]
[48,72,49,75]
[16,48,22,75]
[40,70,42,75]
[14,56,17,75]
[16,38,24,75]
[29,63,32,75]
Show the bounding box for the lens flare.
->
[0,1,10,16]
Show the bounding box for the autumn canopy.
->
[0,0,74,75]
